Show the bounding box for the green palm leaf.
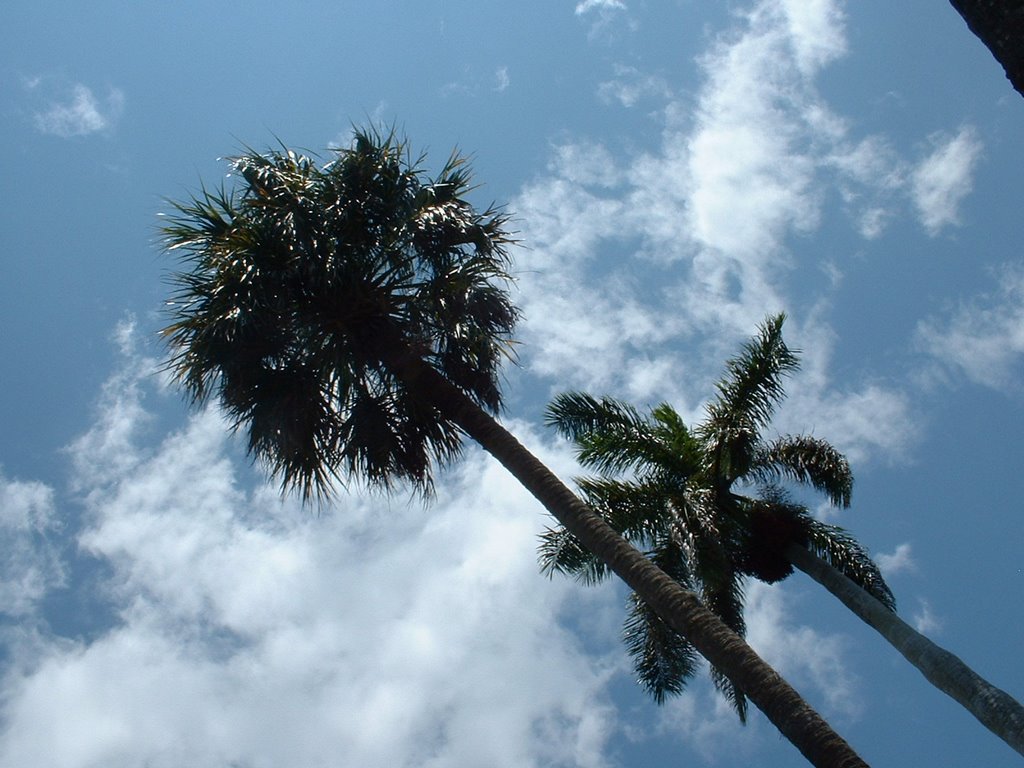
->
[805,520,896,610]
[750,435,853,508]
[700,313,799,483]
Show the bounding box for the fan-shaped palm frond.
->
[162,128,517,500]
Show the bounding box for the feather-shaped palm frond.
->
[700,314,799,483]
[749,435,853,508]
[545,392,695,476]
[622,544,702,704]
[805,520,896,610]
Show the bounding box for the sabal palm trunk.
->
[388,349,867,767]
[786,543,1024,756]
[948,0,1024,98]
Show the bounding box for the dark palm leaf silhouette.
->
[162,129,517,499]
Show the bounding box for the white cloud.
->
[651,683,767,763]
[912,599,943,635]
[778,0,848,74]
[597,65,672,108]
[512,0,920,462]
[0,341,623,768]
[32,83,124,138]
[495,66,511,92]
[876,543,915,577]
[827,134,906,239]
[575,0,626,14]
[911,126,983,236]
[917,263,1024,391]
[574,0,634,40]
[0,472,64,617]
[440,66,512,99]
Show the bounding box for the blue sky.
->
[2,1,1023,766]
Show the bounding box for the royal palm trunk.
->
[786,543,1024,756]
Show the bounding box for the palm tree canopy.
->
[161,129,518,499]
[158,136,871,765]
[542,314,893,716]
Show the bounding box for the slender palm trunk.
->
[948,0,1024,98]
[786,543,1024,756]
[387,352,867,767]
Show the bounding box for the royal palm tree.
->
[542,314,1024,755]
[160,130,865,767]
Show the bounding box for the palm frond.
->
[537,524,609,585]
[708,666,749,723]
[805,520,896,610]
[749,435,853,507]
[545,393,655,474]
[577,477,675,543]
[700,314,799,482]
[623,592,701,705]
[537,476,671,582]
[546,393,701,479]
[622,545,702,705]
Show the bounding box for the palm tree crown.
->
[541,314,893,718]
[161,129,518,498]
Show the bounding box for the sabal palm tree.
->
[542,314,1024,756]
[160,130,865,768]
[948,0,1024,99]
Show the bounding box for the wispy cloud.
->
[912,126,983,236]
[912,599,943,635]
[746,582,863,718]
[0,471,65,617]
[876,543,916,577]
[440,66,512,98]
[494,66,511,92]
[30,81,125,138]
[597,65,672,107]
[575,0,627,14]
[513,0,919,463]
[917,263,1024,391]
[574,0,634,40]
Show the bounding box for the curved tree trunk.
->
[387,350,868,767]
[786,543,1024,756]
[948,0,1024,98]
